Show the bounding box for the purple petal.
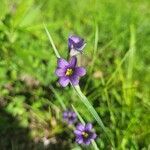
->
[68,117,77,124]
[74,39,84,49]
[69,56,77,67]
[76,43,86,51]
[70,75,79,85]
[69,35,81,43]
[68,120,74,124]
[63,111,68,118]
[72,112,77,117]
[69,112,75,117]
[75,136,83,144]
[91,133,97,139]
[55,68,65,77]
[84,139,91,145]
[75,67,86,76]
[85,123,92,131]
[68,111,72,116]
[68,38,74,50]
[57,58,69,68]
[59,77,69,87]
[74,130,82,136]
[76,123,85,131]
[68,35,86,52]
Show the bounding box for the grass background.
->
[0,0,150,149]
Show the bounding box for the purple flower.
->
[74,123,97,145]
[63,110,77,124]
[68,35,86,56]
[55,56,86,87]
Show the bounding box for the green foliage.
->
[0,0,149,149]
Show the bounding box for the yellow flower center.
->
[65,68,73,76]
[82,132,88,138]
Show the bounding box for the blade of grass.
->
[44,23,60,58]
[72,105,85,125]
[125,24,136,105]
[127,25,136,82]
[49,85,66,110]
[106,49,130,86]
[84,24,99,92]
[73,86,106,131]
[106,26,136,87]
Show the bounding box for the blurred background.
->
[0,0,150,149]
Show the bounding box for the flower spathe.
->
[74,123,97,145]
[55,56,86,87]
[63,110,77,124]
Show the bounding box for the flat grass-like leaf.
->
[44,24,60,58]
[72,105,85,124]
[84,24,99,92]
[50,86,66,110]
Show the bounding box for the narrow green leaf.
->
[125,24,136,105]
[106,49,130,86]
[127,25,136,81]
[74,86,106,131]
[72,105,85,124]
[84,24,99,92]
[50,85,66,110]
[44,24,60,58]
